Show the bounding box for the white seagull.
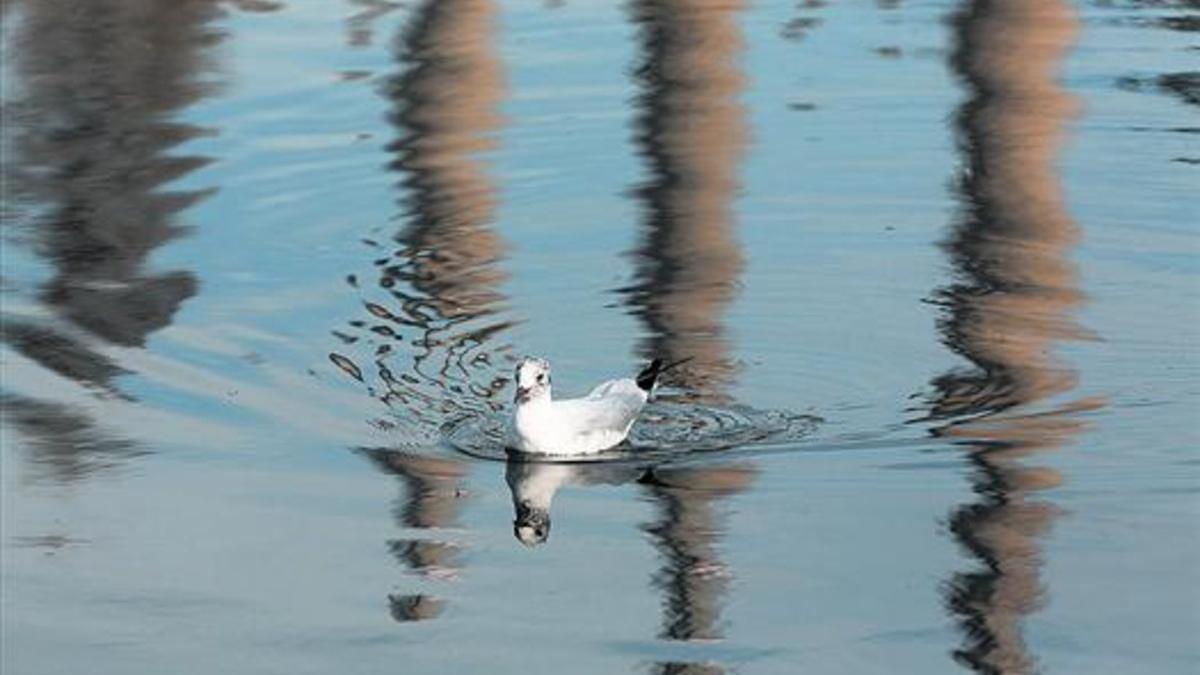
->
[508,356,688,456]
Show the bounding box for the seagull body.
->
[509,357,681,456]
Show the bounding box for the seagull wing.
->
[556,379,647,436]
[584,377,638,400]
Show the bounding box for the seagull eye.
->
[537,374,546,384]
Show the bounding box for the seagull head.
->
[513,500,551,546]
[514,357,552,404]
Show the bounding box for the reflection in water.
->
[344,0,404,48]
[1117,71,1200,110]
[933,1,1101,672]
[346,0,509,624]
[331,0,512,427]
[623,0,747,402]
[0,395,144,484]
[640,464,755,648]
[501,454,754,662]
[653,661,725,675]
[361,449,465,622]
[505,459,644,547]
[385,0,506,328]
[625,2,753,669]
[1,0,226,482]
[1107,0,1199,115]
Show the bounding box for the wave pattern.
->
[443,400,823,462]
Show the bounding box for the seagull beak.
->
[514,386,530,404]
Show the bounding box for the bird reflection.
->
[1,0,228,482]
[361,448,466,622]
[930,1,1103,672]
[624,2,753,668]
[505,459,644,547]
[501,450,755,657]
[331,0,512,422]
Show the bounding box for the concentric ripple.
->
[441,401,824,463]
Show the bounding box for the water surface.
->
[2,1,1197,673]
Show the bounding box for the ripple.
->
[441,401,824,463]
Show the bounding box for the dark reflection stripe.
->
[3,0,223,347]
[0,395,146,484]
[0,0,239,483]
[929,2,1106,673]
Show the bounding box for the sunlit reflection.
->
[930,1,1103,672]
[330,0,512,425]
[347,0,509,625]
[623,0,747,403]
[623,1,753,669]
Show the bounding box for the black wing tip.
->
[636,356,692,392]
[636,359,663,392]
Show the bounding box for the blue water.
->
[2,0,1197,673]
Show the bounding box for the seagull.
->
[508,356,689,456]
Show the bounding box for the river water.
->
[2,1,1197,673]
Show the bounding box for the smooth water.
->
[2,1,1197,673]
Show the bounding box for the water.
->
[1,0,1197,673]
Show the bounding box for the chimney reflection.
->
[332,0,511,417]
[641,466,754,647]
[626,2,753,667]
[384,0,506,326]
[0,395,144,484]
[361,449,465,623]
[1,0,227,482]
[354,0,507,625]
[932,1,1100,672]
[624,0,747,402]
[5,0,223,348]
